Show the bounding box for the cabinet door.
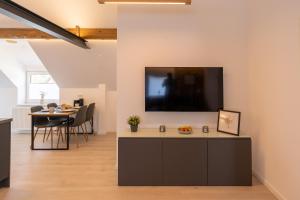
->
[163,139,207,186]
[207,139,252,186]
[118,138,163,186]
[0,123,10,182]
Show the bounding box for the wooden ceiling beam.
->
[0,28,117,40]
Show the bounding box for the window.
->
[26,72,59,102]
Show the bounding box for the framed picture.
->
[217,110,241,136]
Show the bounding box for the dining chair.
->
[47,103,58,109]
[84,103,96,138]
[31,106,61,147]
[57,106,88,148]
[47,102,68,124]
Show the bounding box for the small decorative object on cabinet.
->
[202,125,209,133]
[178,125,193,135]
[127,115,141,132]
[159,125,166,133]
[217,110,241,136]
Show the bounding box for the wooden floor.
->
[0,132,277,200]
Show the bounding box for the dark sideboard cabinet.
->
[163,139,207,186]
[118,139,163,186]
[0,119,12,188]
[207,139,252,186]
[118,137,252,186]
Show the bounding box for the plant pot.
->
[130,125,138,132]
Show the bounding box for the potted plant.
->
[127,115,141,132]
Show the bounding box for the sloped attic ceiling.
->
[0,0,118,90]
[0,14,25,28]
[0,39,46,70]
[29,40,117,90]
[10,0,118,28]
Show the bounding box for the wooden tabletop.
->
[29,111,76,117]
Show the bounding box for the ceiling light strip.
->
[98,0,191,5]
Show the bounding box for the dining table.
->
[29,110,77,150]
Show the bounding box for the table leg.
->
[67,115,70,150]
[31,116,34,150]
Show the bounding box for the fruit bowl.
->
[178,126,193,135]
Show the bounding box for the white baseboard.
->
[12,129,31,134]
[253,170,286,200]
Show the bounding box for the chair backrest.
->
[31,106,43,113]
[86,103,95,122]
[47,103,58,109]
[31,106,48,123]
[73,105,88,127]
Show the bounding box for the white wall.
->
[0,88,17,118]
[60,85,117,134]
[0,48,26,104]
[247,0,300,199]
[0,71,17,118]
[117,1,248,131]
[106,91,117,132]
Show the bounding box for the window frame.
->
[26,71,60,104]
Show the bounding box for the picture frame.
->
[217,110,241,136]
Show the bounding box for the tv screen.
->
[145,67,223,112]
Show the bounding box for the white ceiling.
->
[0,39,46,71]
[0,0,118,28]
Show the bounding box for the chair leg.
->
[51,128,54,149]
[57,128,61,148]
[46,127,52,141]
[61,127,64,143]
[84,123,88,138]
[34,128,39,141]
[64,127,67,142]
[81,125,87,142]
[90,120,95,136]
[43,128,47,143]
[65,127,68,142]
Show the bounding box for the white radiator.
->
[12,106,31,133]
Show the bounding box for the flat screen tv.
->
[145,67,224,112]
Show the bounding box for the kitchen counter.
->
[0,118,13,125]
[0,118,12,187]
[118,128,250,139]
